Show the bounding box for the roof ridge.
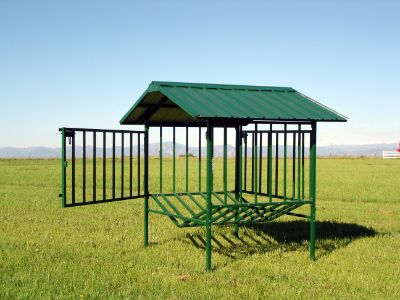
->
[151,81,295,92]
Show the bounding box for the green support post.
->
[173,127,176,193]
[144,123,149,247]
[283,124,287,201]
[159,127,162,193]
[309,121,317,260]
[297,125,301,200]
[186,127,189,193]
[268,129,273,202]
[206,121,213,272]
[254,124,258,203]
[234,126,241,237]
[223,125,227,204]
[61,128,66,208]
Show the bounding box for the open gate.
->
[59,127,147,207]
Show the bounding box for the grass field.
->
[1,158,399,299]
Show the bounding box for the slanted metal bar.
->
[212,191,225,205]
[223,125,227,203]
[226,192,239,203]
[71,131,75,205]
[103,132,106,201]
[121,133,124,198]
[284,125,287,201]
[173,194,196,216]
[285,211,309,219]
[187,192,204,210]
[186,126,189,193]
[93,131,96,201]
[130,133,132,197]
[159,193,183,216]
[82,130,86,203]
[112,132,115,200]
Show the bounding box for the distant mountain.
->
[0,143,397,158]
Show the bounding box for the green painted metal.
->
[206,121,213,272]
[120,82,348,125]
[268,133,273,202]
[173,127,176,193]
[144,124,149,247]
[160,127,162,193]
[254,125,258,203]
[186,127,189,192]
[310,122,317,260]
[284,125,287,201]
[198,126,201,192]
[223,126,227,204]
[297,126,301,200]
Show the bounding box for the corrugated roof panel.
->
[120,81,347,124]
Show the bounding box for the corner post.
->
[206,120,213,271]
[61,128,66,208]
[234,125,241,237]
[144,123,149,247]
[309,121,317,260]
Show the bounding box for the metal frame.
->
[60,120,318,271]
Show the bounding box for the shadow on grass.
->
[184,220,377,259]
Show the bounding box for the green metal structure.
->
[60,81,346,271]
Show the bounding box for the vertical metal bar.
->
[159,127,162,193]
[302,132,305,200]
[254,124,258,203]
[71,131,75,205]
[144,123,149,247]
[284,125,287,201]
[138,134,141,196]
[61,128,66,207]
[93,131,96,201]
[121,133,124,198]
[112,132,115,200]
[130,133,133,197]
[238,126,243,203]
[173,127,176,193]
[297,125,301,200]
[103,132,106,201]
[268,126,272,202]
[223,125,227,204]
[251,132,254,192]
[198,126,201,192]
[186,126,189,193]
[83,131,86,203]
[234,126,240,237]
[309,121,317,260]
[244,133,247,191]
[275,133,279,196]
[259,132,262,194]
[292,133,296,200]
[206,121,213,272]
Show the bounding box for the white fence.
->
[382,151,400,159]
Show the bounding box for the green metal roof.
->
[120,81,347,125]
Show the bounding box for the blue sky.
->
[0,0,399,147]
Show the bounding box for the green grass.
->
[1,158,399,299]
